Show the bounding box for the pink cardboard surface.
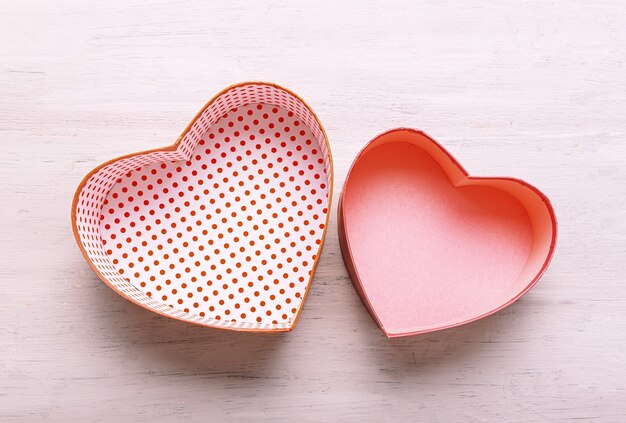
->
[338,129,557,337]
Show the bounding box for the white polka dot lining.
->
[73,83,332,332]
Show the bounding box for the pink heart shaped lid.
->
[339,129,557,337]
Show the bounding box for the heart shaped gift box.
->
[73,82,333,332]
[338,129,556,337]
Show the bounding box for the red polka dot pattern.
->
[102,103,327,324]
[72,83,332,331]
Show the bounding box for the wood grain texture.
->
[1,0,625,421]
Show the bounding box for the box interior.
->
[73,83,332,331]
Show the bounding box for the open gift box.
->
[72,82,333,332]
[73,85,556,337]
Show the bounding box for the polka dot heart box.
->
[72,82,332,332]
[338,129,557,337]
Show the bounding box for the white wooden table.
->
[1,1,625,421]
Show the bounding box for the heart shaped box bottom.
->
[338,129,556,337]
[73,82,333,332]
